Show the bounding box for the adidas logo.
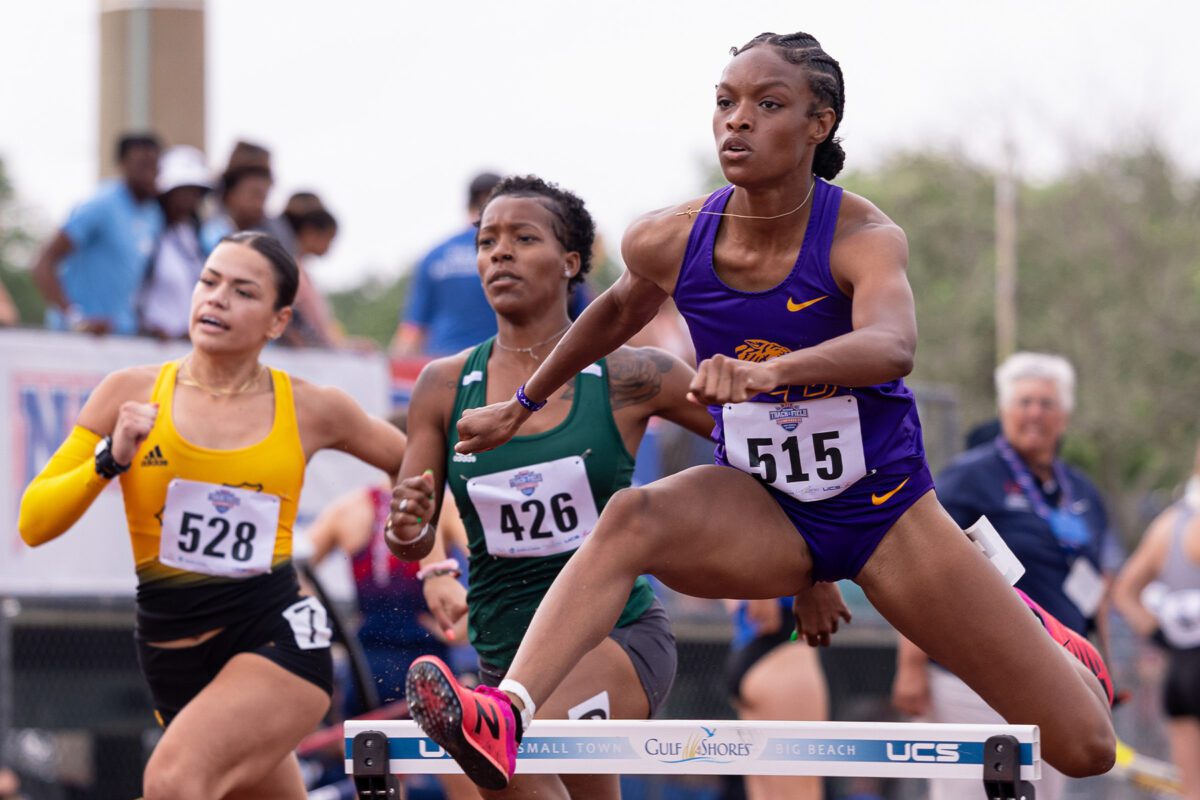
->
[140,445,168,467]
[452,452,476,463]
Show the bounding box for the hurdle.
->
[344,718,1040,799]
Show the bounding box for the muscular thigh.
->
[857,493,1102,740]
[631,465,813,598]
[149,653,329,797]
[540,637,649,720]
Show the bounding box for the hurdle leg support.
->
[351,730,404,799]
[983,734,1035,800]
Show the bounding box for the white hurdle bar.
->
[344,719,1039,782]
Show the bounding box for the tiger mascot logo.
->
[734,339,791,363]
[734,339,838,401]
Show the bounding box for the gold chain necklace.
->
[494,324,570,362]
[676,176,816,221]
[178,358,266,397]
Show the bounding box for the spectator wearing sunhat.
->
[138,146,212,339]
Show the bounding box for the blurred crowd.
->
[19,132,362,348]
[1,131,604,358]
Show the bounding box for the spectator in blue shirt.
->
[892,351,1117,800]
[390,172,503,357]
[32,133,164,335]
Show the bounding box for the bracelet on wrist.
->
[420,567,462,581]
[515,384,547,412]
[417,558,462,582]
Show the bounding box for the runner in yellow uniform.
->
[19,231,406,800]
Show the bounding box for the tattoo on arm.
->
[609,348,675,410]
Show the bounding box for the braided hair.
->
[731,32,846,180]
[478,175,595,294]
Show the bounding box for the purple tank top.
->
[672,179,925,472]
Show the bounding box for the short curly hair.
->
[478,175,595,293]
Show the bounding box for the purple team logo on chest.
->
[208,489,241,514]
[509,470,544,497]
[769,405,809,432]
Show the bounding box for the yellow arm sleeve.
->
[18,426,112,547]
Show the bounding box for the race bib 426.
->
[467,456,599,558]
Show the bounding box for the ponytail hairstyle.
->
[731,32,846,179]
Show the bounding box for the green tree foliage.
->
[839,147,1200,536]
[327,272,412,347]
[0,158,43,325]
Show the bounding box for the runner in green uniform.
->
[388,175,713,799]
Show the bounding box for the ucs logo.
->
[885,742,960,763]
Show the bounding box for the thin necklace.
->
[676,176,816,221]
[178,357,266,397]
[494,324,570,362]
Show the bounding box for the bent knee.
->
[144,761,210,800]
[1055,725,1116,778]
[594,487,653,541]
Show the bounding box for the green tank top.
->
[446,339,656,669]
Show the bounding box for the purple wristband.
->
[515,384,547,412]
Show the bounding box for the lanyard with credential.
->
[994,436,1091,552]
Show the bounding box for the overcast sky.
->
[1,0,1197,291]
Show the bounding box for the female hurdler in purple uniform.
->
[394,31,1116,791]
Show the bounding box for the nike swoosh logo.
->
[871,477,911,506]
[787,295,828,312]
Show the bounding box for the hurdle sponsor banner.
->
[344,719,1040,780]
[1,329,389,596]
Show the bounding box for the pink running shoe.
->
[405,655,518,790]
[1014,587,1115,706]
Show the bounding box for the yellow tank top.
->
[121,360,306,587]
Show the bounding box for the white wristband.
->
[498,677,536,730]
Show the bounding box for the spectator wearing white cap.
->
[137,146,211,339]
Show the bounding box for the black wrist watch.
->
[94,435,131,479]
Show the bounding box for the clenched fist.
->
[687,354,780,405]
[112,402,158,465]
